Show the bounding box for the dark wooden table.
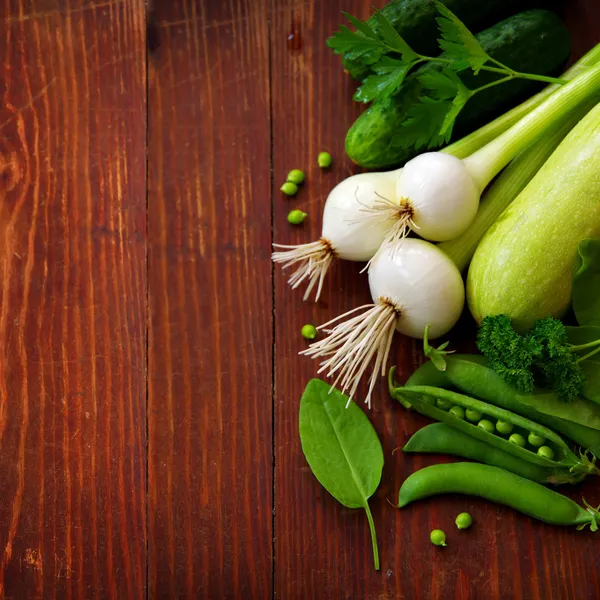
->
[0,1,599,598]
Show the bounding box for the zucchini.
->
[467,101,600,330]
[346,10,571,169]
[340,0,551,81]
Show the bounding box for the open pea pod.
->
[389,373,599,478]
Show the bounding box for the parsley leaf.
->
[435,1,489,74]
[372,9,419,63]
[327,24,385,60]
[354,58,412,103]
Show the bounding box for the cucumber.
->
[341,0,551,81]
[345,10,571,169]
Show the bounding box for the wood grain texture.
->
[0,1,147,599]
[271,1,600,599]
[147,1,273,598]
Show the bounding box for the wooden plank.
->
[271,1,600,599]
[147,1,273,598]
[0,1,147,599]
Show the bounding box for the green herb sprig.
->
[327,2,568,149]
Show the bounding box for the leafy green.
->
[299,379,384,570]
[517,390,600,431]
[573,239,600,327]
[567,326,600,404]
[477,315,600,402]
[327,3,566,149]
[434,1,488,73]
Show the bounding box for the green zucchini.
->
[340,0,551,81]
[345,10,571,169]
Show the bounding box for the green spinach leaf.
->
[573,239,600,327]
[299,379,384,570]
[567,326,600,404]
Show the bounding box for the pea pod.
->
[389,373,599,477]
[406,355,600,455]
[403,423,582,484]
[398,462,600,531]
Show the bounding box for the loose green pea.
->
[287,209,307,225]
[287,169,305,185]
[528,432,546,447]
[455,512,473,530]
[449,405,465,420]
[537,445,555,460]
[495,420,514,436]
[281,181,298,196]
[509,433,526,447]
[430,529,447,547]
[301,324,317,340]
[436,398,452,411]
[318,151,332,168]
[465,408,482,423]
[478,419,495,434]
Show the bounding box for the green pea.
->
[287,209,307,225]
[449,406,465,420]
[436,398,452,411]
[509,433,526,447]
[537,445,555,460]
[280,181,298,196]
[301,324,317,340]
[317,151,332,168]
[455,512,473,530]
[430,529,447,547]
[465,408,482,423]
[287,169,305,185]
[477,419,495,434]
[528,432,546,447]
[495,420,514,436]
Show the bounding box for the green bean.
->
[398,463,600,531]
[390,381,599,477]
[403,423,579,484]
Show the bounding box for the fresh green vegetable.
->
[389,375,599,477]
[478,419,494,434]
[516,390,600,431]
[299,379,383,570]
[467,100,600,330]
[455,512,473,530]
[449,406,465,420]
[288,210,307,225]
[476,315,600,402]
[334,0,544,82]
[317,152,332,168]
[410,355,600,454]
[528,432,546,447]
[398,463,600,530]
[496,420,513,435]
[538,446,555,460]
[509,433,526,447]
[440,103,594,271]
[430,529,447,546]
[403,423,571,484]
[345,9,572,168]
[281,182,298,196]
[436,398,452,411]
[301,324,317,340]
[287,169,305,185]
[573,239,600,327]
[567,326,600,404]
[465,408,482,423]
[423,323,454,371]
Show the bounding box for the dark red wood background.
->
[0,0,598,599]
